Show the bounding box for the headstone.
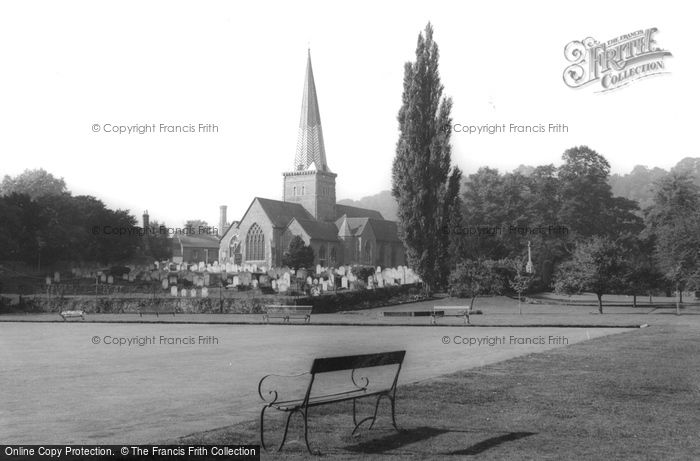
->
[100,274,107,283]
[322,280,328,291]
[198,262,205,271]
[181,288,188,297]
[278,281,288,293]
[169,275,178,285]
[283,272,291,285]
[338,266,346,276]
[341,276,348,289]
[306,276,313,286]
[170,286,178,296]
[271,280,277,291]
[45,276,52,286]
[316,264,322,275]
[107,275,114,284]
[204,273,210,286]
[129,274,136,282]
[377,275,385,288]
[376,266,382,275]
[161,279,168,290]
[297,269,307,280]
[190,288,197,297]
[122,273,128,281]
[252,279,258,288]
[201,287,209,298]
[232,276,240,287]
[52,271,60,282]
[313,278,319,285]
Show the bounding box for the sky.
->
[0,1,696,228]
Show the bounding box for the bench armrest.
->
[257,371,311,404]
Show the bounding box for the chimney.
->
[219,205,227,236]
[142,210,149,229]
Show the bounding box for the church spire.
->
[294,50,329,172]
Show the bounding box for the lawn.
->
[174,323,700,460]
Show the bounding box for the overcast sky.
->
[0,1,696,228]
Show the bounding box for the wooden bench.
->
[258,350,405,454]
[59,310,85,321]
[263,305,312,323]
[432,306,471,325]
[137,310,176,318]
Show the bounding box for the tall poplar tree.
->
[392,23,460,292]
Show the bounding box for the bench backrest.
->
[310,350,405,375]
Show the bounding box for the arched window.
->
[293,186,297,196]
[363,241,372,264]
[245,223,265,260]
[330,247,337,267]
[319,245,327,266]
[302,186,305,195]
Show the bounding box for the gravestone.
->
[122,273,128,281]
[278,281,288,293]
[107,275,114,284]
[161,279,168,290]
[316,264,322,275]
[170,286,178,296]
[283,272,291,285]
[181,288,187,297]
[252,279,259,288]
[198,262,205,271]
[45,276,51,286]
[338,266,346,276]
[203,273,210,286]
[100,274,107,283]
[232,276,240,287]
[201,287,209,298]
[271,280,277,291]
[341,276,348,289]
[190,288,197,297]
[306,276,313,286]
[322,280,328,291]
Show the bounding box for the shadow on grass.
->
[343,427,536,455]
[447,431,536,455]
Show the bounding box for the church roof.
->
[294,50,330,173]
[173,234,220,249]
[334,204,384,220]
[335,216,401,243]
[366,218,401,242]
[254,197,314,228]
[293,218,340,241]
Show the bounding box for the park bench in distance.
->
[137,309,176,318]
[59,310,85,321]
[432,305,471,325]
[263,305,312,323]
[258,350,406,454]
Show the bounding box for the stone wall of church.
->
[283,170,337,222]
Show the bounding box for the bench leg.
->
[431,314,436,325]
[276,408,313,454]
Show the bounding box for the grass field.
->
[1,295,698,459]
[176,323,700,460]
[0,322,625,445]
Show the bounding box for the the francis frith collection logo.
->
[563,28,672,92]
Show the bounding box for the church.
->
[218,51,405,269]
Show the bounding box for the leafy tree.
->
[1,169,67,199]
[557,146,642,240]
[508,258,533,314]
[554,237,627,314]
[448,259,509,310]
[645,172,700,309]
[392,23,458,294]
[282,236,314,270]
[184,219,209,231]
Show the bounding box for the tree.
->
[448,259,509,310]
[508,258,533,315]
[554,237,627,314]
[557,146,641,240]
[392,23,458,294]
[282,236,314,270]
[645,172,700,311]
[1,168,67,199]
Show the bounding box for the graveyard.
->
[0,261,424,315]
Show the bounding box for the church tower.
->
[283,50,337,222]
